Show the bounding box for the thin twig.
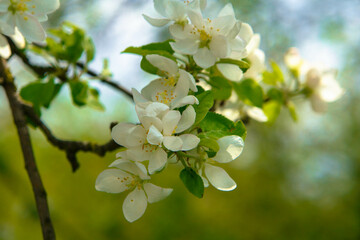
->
[21,103,121,172]
[7,37,133,99]
[1,58,56,240]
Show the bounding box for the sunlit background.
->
[1,0,360,239]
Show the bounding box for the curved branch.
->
[21,103,121,172]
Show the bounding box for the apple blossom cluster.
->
[0,0,59,58]
[93,0,344,223]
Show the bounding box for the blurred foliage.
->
[1,0,360,239]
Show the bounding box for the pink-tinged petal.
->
[144,183,173,203]
[95,169,132,193]
[193,47,216,69]
[204,164,237,191]
[123,188,148,222]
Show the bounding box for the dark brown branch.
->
[21,103,121,172]
[1,58,56,240]
[7,37,133,99]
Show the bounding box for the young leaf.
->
[263,100,282,124]
[233,79,264,108]
[180,168,204,198]
[122,40,176,61]
[20,78,56,111]
[208,76,232,100]
[140,56,158,75]
[69,80,89,106]
[262,61,284,86]
[198,136,220,152]
[193,91,214,126]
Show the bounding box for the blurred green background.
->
[1,0,359,239]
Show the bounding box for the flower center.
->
[8,0,36,19]
[154,89,176,105]
[141,143,158,153]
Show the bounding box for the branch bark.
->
[22,103,121,171]
[1,58,56,240]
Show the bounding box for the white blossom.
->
[95,158,172,222]
[201,135,244,191]
[133,54,198,109]
[0,0,60,43]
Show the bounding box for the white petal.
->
[204,164,236,191]
[210,35,229,58]
[246,34,261,55]
[171,95,199,109]
[0,12,16,35]
[169,24,188,39]
[193,47,217,69]
[10,28,25,49]
[319,72,344,102]
[142,14,170,27]
[0,35,10,59]
[109,158,150,180]
[187,9,203,29]
[245,106,268,122]
[111,123,137,147]
[163,136,183,151]
[148,148,167,174]
[31,0,60,14]
[123,188,148,222]
[176,105,196,133]
[143,183,173,203]
[140,116,163,131]
[211,15,236,36]
[162,110,181,136]
[217,63,243,82]
[165,1,186,20]
[15,14,45,43]
[238,23,253,44]
[170,39,198,55]
[0,1,9,12]
[146,54,178,75]
[179,69,197,92]
[95,169,132,193]
[218,3,235,17]
[154,0,167,16]
[179,134,200,151]
[213,135,244,163]
[126,125,147,147]
[132,88,148,104]
[147,125,164,145]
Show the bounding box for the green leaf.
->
[199,112,247,140]
[87,88,105,111]
[208,76,232,100]
[198,136,220,152]
[263,100,282,124]
[180,168,204,198]
[20,78,56,111]
[140,56,158,75]
[69,80,89,106]
[287,101,298,122]
[262,61,284,86]
[84,37,95,63]
[217,58,250,72]
[233,79,264,107]
[122,40,176,61]
[267,88,285,103]
[193,91,214,126]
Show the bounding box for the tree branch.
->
[1,58,56,240]
[21,103,121,172]
[7,37,133,99]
